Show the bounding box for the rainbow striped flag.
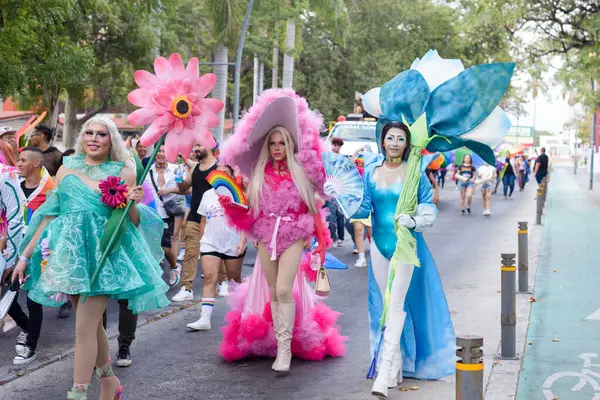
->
[23,167,55,225]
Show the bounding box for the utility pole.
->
[591,77,596,190]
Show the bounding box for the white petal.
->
[362,87,382,117]
[462,107,512,147]
[411,50,464,91]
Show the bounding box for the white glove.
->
[395,213,416,229]
[323,179,339,197]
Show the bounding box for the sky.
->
[508,67,571,136]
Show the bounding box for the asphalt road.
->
[0,179,539,400]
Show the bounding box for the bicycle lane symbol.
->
[542,354,600,400]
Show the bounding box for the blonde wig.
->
[247,126,317,216]
[75,116,136,172]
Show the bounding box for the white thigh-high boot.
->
[371,263,414,398]
[273,302,295,372]
[270,302,280,370]
[388,312,406,388]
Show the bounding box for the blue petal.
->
[427,136,496,165]
[380,70,430,125]
[425,62,516,137]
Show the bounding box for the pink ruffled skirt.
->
[219,258,348,361]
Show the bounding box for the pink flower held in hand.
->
[127,53,224,162]
[99,176,128,209]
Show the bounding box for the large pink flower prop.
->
[127,53,224,162]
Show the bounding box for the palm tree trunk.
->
[213,44,228,142]
[64,88,80,149]
[272,40,279,88]
[258,59,264,96]
[253,54,259,104]
[282,18,295,89]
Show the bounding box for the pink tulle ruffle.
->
[219,259,347,362]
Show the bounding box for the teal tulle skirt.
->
[22,175,170,314]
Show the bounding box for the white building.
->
[539,135,570,158]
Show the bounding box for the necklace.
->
[385,156,403,164]
[83,159,109,180]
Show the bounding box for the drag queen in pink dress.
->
[218,89,347,372]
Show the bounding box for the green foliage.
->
[0,0,166,116]
[0,0,521,128]
[514,1,600,108]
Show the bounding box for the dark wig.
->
[380,121,411,161]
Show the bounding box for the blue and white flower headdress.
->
[362,49,515,164]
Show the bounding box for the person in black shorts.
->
[534,147,549,184]
[186,165,246,331]
[172,142,218,302]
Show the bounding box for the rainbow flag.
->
[23,167,55,225]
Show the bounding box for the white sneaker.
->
[169,263,182,286]
[187,314,211,331]
[172,286,193,302]
[14,345,36,365]
[218,281,229,297]
[15,331,27,353]
[337,239,344,247]
[177,248,185,261]
[331,242,338,248]
[354,256,367,268]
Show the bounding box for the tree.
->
[0,1,168,147]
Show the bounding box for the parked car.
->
[326,120,378,156]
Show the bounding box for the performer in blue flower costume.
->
[325,50,514,398]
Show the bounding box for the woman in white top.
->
[148,145,186,286]
[187,165,246,331]
[475,163,497,216]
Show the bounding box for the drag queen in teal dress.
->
[12,116,169,400]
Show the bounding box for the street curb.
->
[0,298,203,386]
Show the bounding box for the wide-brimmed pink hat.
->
[224,96,300,177]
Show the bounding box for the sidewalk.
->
[517,167,600,399]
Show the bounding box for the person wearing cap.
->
[217,90,347,372]
[28,125,63,177]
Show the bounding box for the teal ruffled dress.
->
[21,155,170,313]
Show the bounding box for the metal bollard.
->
[456,336,484,400]
[542,177,548,204]
[574,157,578,175]
[535,187,543,225]
[518,222,529,293]
[501,253,517,358]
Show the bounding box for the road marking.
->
[585,309,600,321]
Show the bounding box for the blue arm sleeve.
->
[352,171,372,219]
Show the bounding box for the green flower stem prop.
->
[89,134,166,287]
[379,114,428,327]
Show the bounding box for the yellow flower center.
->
[171,96,192,119]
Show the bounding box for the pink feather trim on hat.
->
[220,89,326,196]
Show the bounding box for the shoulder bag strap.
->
[149,169,164,203]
